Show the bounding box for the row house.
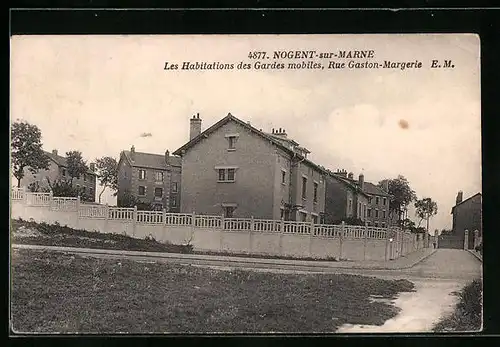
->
[19,149,97,202]
[173,113,327,222]
[451,191,482,249]
[324,169,395,227]
[117,147,181,211]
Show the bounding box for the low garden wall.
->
[10,189,429,261]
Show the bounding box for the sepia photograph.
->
[10,33,482,334]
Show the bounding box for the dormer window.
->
[225,133,239,151]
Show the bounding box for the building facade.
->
[173,113,327,222]
[117,147,181,211]
[324,170,395,227]
[18,150,98,202]
[451,191,482,248]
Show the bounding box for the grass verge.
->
[433,279,482,332]
[10,218,339,261]
[10,248,415,333]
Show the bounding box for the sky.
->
[10,34,481,232]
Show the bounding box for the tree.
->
[65,151,88,185]
[11,120,50,187]
[378,175,417,225]
[117,190,139,208]
[401,218,416,231]
[95,156,118,204]
[415,197,438,235]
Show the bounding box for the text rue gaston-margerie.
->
[163,50,454,72]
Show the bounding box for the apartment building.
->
[117,147,181,211]
[18,149,98,202]
[173,113,327,222]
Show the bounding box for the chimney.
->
[383,180,389,193]
[165,150,170,165]
[190,113,202,140]
[89,162,95,172]
[130,145,135,160]
[358,173,365,190]
[348,172,354,180]
[52,149,58,156]
[456,191,463,204]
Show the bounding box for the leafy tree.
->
[95,156,118,204]
[46,178,93,202]
[117,190,139,208]
[415,197,438,235]
[378,175,417,225]
[401,218,416,230]
[66,151,88,185]
[11,120,50,187]
[27,181,51,193]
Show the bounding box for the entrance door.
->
[224,206,235,218]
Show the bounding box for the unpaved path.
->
[337,249,482,333]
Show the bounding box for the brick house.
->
[324,170,395,227]
[324,170,370,224]
[451,191,482,248]
[19,149,97,202]
[173,113,327,222]
[117,147,181,211]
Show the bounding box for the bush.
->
[434,279,482,332]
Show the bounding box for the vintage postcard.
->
[10,34,482,334]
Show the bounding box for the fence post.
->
[220,213,225,251]
[339,221,345,260]
[249,216,254,254]
[102,204,108,233]
[473,230,479,249]
[74,195,81,228]
[363,222,368,260]
[279,218,284,255]
[22,186,27,205]
[49,190,54,211]
[133,205,138,237]
[309,219,314,257]
[464,229,469,250]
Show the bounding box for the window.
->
[83,174,87,182]
[139,169,146,180]
[124,170,128,178]
[155,172,164,182]
[313,182,318,203]
[224,206,235,218]
[172,182,178,193]
[281,170,286,185]
[383,197,387,206]
[154,187,163,198]
[367,208,372,217]
[358,202,361,216]
[364,204,367,218]
[312,215,318,224]
[280,209,284,220]
[376,197,380,205]
[218,168,236,182]
[381,222,386,228]
[374,222,379,227]
[348,199,353,212]
[138,186,146,196]
[300,212,307,222]
[227,136,237,150]
[171,198,177,207]
[62,168,66,176]
[383,210,386,218]
[375,209,379,218]
[368,197,372,203]
[302,177,307,200]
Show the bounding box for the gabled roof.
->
[173,113,327,174]
[327,173,370,197]
[121,150,181,170]
[45,151,96,176]
[362,181,391,197]
[451,192,482,214]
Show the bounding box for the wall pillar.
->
[250,216,254,254]
[105,204,109,233]
[133,205,138,237]
[339,221,345,260]
[434,229,439,249]
[363,222,368,260]
[474,230,480,249]
[220,213,225,251]
[279,218,284,255]
[464,229,469,250]
[309,220,314,257]
[76,196,81,229]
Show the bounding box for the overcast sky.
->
[10,34,481,232]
